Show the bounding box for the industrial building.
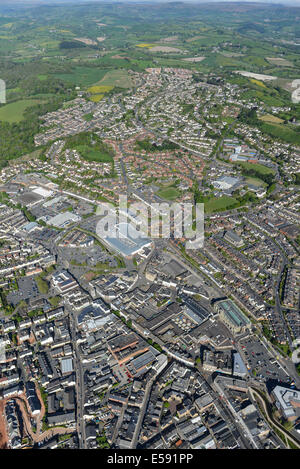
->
[99,222,152,259]
[212,176,240,191]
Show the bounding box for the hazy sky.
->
[1,0,300,5]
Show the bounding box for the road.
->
[69,308,86,449]
[274,256,293,347]
[130,376,155,448]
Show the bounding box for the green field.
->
[88,85,114,94]
[90,94,104,103]
[56,67,134,90]
[259,122,300,145]
[240,89,287,108]
[55,67,107,87]
[234,161,275,176]
[0,99,43,123]
[97,69,134,88]
[76,145,114,163]
[245,177,267,188]
[259,114,284,124]
[204,196,238,214]
[156,186,181,200]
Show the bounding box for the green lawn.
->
[204,196,238,214]
[0,99,43,123]
[35,276,49,295]
[245,177,267,188]
[48,296,61,307]
[235,161,275,176]
[156,186,181,200]
[37,74,48,81]
[76,144,113,163]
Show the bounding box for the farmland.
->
[267,57,294,67]
[55,67,107,87]
[0,0,299,169]
[0,99,44,123]
[88,85,113,94]
[97,69,134,88]
[259,114,285,124]
[90,94,104,103]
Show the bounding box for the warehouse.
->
[212,176,240,191]
[48,212,81,228]
[101,222,152,258]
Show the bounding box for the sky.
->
[1,0,300,5]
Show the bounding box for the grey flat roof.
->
[104,222,152,256]
[48,212,80,228]
[233,352,247,376]
[61,357,74,374]
[129,350,155,370]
